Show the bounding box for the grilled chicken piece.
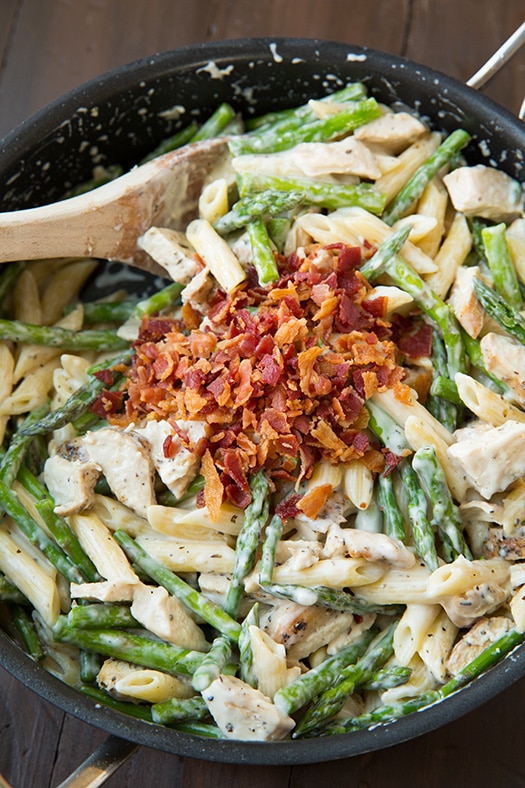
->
[133,418,207,500]
[480,333,525,408]
[447,421,525,499]
[447,265,485,338]
[130,583,208,650]
[354,111,428,153]
[43,449,99,516]
[443,164,524,222]
[441,582,509,628]
[201,674,294,741]
[446,616,513,676]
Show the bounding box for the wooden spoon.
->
[0,137,230,274]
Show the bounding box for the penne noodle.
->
[69,512,140,585]
[136,534,237,574]
[198,178,230,224]
[393,603,442,666]
[455,372,525,427]
[0,523,60,626]
[147,502,244,537]
[342,460,374,510]
[423,213,472,299]
[272,557,386,589]
[426,556,510,598]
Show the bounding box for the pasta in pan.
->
[1,81,525,742]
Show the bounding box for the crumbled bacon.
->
[114,244,417,508]
[90,389,124,418]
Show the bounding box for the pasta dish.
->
[1,82,525,741]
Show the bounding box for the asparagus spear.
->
[259,513,284,585]
[66,603,138,630]
[239,172,387,214]
[224,471,270,618]
[382,129,471,224]
[482,222,522,309]
[191,634,232,692]
[359,222,412,280]
[293,621,398,736]
[80,684,153,721]
[151,695,209,725]
[189,102,237,142]
[214,190,305,235]
[53,618,205,675]
[260,581,403,615]
[473,275,525,346]
[377,472,406,541]
[323,626,525,734]
[79,650,103,683]
[15,464,99,582]
[273,627,378,716]
[412,445,472,561]
[229,97,382,155]
[139,122,200,164]
[247,218,280,284]
[0,572,27,603]
[11,603,46,661]
[365,400,410,456]
[361,665,412,692]
[244,82,368,131]
[399,461,439,571]
[427,330,460,431]
[134,281,183,317]
[0,404,49,488]
[0,319,129,350]
[238,602,259,688]
[0,261,24,309]
[113,530,241,643]
[0,479,84,584]
[69,299,138,324]
[362,245,466,380]
[19,349,134,437]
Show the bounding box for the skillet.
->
[0,34,525,778]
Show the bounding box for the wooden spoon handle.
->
[0,137,229,274]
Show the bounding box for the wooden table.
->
[1,1,525,785]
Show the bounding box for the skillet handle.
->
[466,20,525,119]
[55,735,139,788]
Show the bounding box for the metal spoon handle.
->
[55,736,139,788]
[467,19,525,118]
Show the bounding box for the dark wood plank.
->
[407,0,525,116]
[1,2,525,786]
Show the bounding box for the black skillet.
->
[0,34,525,782]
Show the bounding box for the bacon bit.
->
[298,483,333,519]
[310,419,349,456]
[184,388,209,416]
[181,302,202,330]
[201,449,224,522]
[163,433,178,459]
[313,295,339,323]
[138,317,180,342]
[298,346,332,397]
[115,242,409,508]
[233,358,254,406]
[274,316,308,346]
[362,296,387,318]
[90,389,124,418]
[275,493,302,521]
[397,321,433,359]
[361,370,380,399]
[393,381,413,404]
[383,450,405,475]
[93,369,115,386]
